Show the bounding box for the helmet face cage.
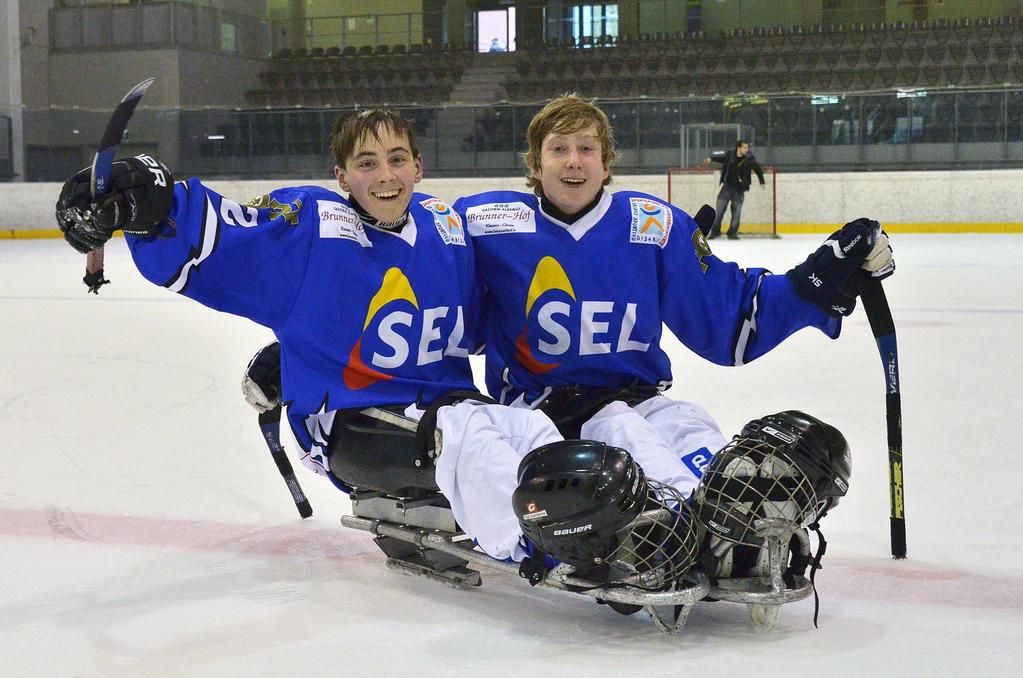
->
[602,480,702,590]
[694,436,825,548]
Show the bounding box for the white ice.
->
[2,235,1021,677]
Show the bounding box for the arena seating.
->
[246,43,471,108]
[246,18,1020,111]
[505,17,1022,102]
[238,16,1022,159]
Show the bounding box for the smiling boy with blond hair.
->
[454,95,893,582]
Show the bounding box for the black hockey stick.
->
[84,77,155,294]
[858,276,906,559]
[259,405,313,519]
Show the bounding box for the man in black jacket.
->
[703,140,765,240]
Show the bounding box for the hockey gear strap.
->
[412,390,496,467]
[784,521,827,628]
[536,383,662,439]
[786,499,836,628]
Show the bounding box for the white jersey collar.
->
[537,190,614,241]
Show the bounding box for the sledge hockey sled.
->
[341,489,710,633]
[331,406,812,633]
[340,489,813,633]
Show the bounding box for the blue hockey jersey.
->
[453,189,841,405]
[127,180,479,481]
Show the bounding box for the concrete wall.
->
[5,169,1023,237]
[44,51,263,111]
[15,0,48,111]
[267,0,427,50]
[39,0,265,112]
[1,0,24,179]
[886,0,1021,23]
[176,51,265,108]
[699,0,817,33]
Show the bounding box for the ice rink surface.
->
[2,234,1022,677]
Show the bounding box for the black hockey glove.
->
[242,342,282,414]
[55,154,175,254]
[787,218,895,317]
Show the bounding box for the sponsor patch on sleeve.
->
[464,201,537,237]
[681,447,713,479]
[692,229,712,273]
[629,197,673,248]
[420,198,465,246]
[317,201,372,247]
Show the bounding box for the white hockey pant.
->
[580,395,728,499]
[407,401,563,563]
[406,396,727,564]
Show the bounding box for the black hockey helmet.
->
[745,411,851,502]
[694,410,851,548]
[512,440,646,571]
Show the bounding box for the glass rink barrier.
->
[21,88,1023,182]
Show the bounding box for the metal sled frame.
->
[341,494,810,633]
[705,518,814,630]
[341,492,709,633]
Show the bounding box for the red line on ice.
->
[3,507,1022,610]
[0,506,373,559]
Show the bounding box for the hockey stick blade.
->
[858,275,906,559]
[259,406,313,519]
[84,77,155,293]
[91,77,154,198]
